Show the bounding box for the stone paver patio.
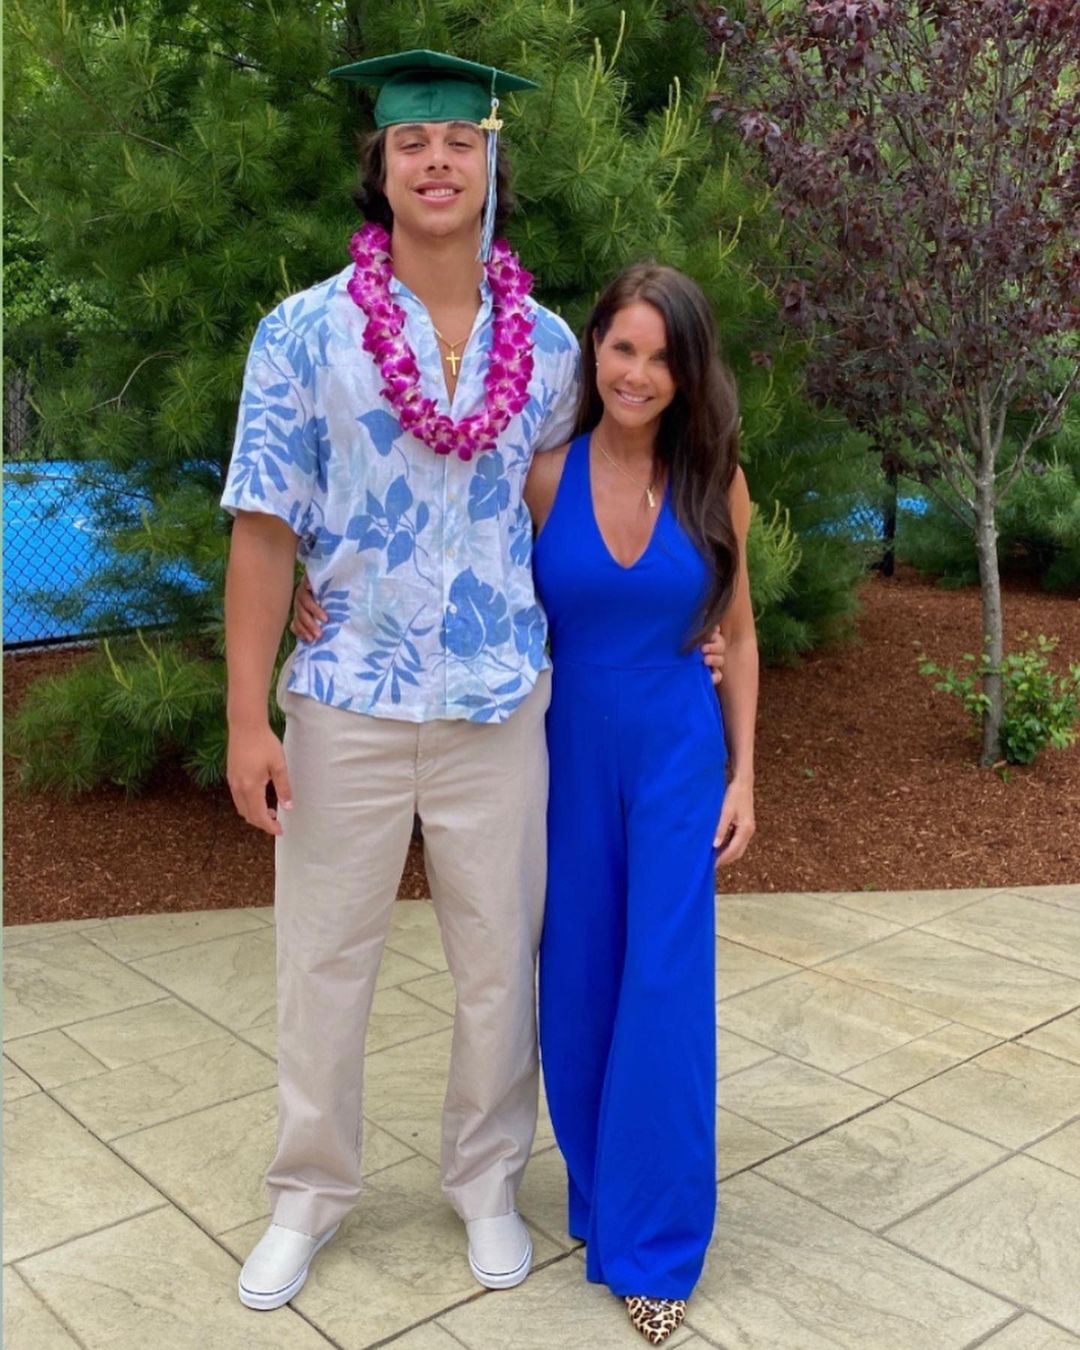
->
[4,885,1080,1349]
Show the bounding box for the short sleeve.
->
[220,317,326,539]
[533,311,583,453]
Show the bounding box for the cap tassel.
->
[478,93,502,263]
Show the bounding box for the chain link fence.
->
[4,460,119,647]
[3,370,134,647]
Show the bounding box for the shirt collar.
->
[388,272,493,316]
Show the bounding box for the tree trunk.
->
[973,466,1004,766]
[879,464,897,577]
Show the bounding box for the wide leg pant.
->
[268,670,550,1236]
[539,661,726,1299]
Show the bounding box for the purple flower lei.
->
[346,222,535,462]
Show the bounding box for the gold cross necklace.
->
[433,326,469,377]
[593,436,660,510]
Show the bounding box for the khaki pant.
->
[267,671,551,1236]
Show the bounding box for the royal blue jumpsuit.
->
[533,433,728,1300]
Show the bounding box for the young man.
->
[223,50,578,1309]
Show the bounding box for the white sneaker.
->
[238,1221,339,1310]
[466,1211,533,1290]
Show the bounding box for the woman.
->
[528,263,757,1342]
[293,262,756,1342]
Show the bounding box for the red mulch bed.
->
[4,566,1078,925]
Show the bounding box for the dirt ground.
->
[4,566,1077,926]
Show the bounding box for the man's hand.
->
[291,573,327,643]
[224,509,300,835]
[702,627,726,687]
[227,721,293,837]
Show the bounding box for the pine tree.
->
[900,397,1080,594]
[7,0,873,792]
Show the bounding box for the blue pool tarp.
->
[3,462,203,646]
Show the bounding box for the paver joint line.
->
[882,1214,1070,1327]
[11,1201,173,1268]
[959,1311,1030,1348]
[757,1132,1009,1240]
[1017,1002,1080,1036]
[6,1267,95,1350]
[5,936,281,1069]
[353,1248,578,1350]
[908,921,1080,985]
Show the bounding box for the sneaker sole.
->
[238,1222,340,1310]
[468,1238,533,1290]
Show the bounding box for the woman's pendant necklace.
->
[593,437,658,509]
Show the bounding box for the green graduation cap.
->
[329,49,539,261]
[329,48,538,130]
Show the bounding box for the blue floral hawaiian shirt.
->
[222,265,581,724]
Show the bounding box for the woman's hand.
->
[702,627,726,687]
[290,573,327,642]
[714,776,755,864]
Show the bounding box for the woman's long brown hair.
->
[576,264,740,644]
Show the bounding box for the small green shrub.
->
[919,634,1080,766]
[8,630,286,795]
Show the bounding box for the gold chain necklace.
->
[593,437,659,509]
[432,326,470,377]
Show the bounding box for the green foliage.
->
[746,410,877,662]
[7,629,289,794]
[900,401,1080,593]
[919,635,1080,767]
[7,0,872,792]
[2,219,115,359]
[746,500,800,615]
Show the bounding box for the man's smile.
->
[415,183,462,201]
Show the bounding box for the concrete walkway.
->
[4,886,1080,1349]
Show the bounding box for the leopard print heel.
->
[625,1295,686,1345]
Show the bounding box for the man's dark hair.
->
[354,128,517,234]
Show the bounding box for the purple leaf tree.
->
[701,0,1080,764]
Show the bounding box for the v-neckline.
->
[440,311,480,411]
[390,275,491,417]
[585,436,666,571]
